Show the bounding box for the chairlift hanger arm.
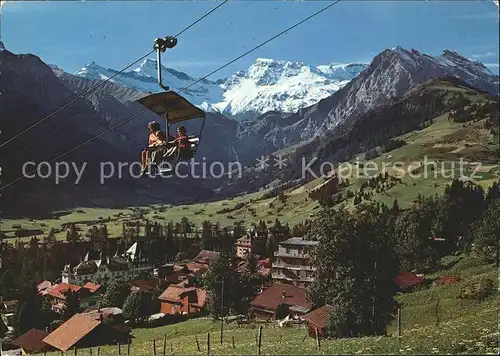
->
[153,36,177,91]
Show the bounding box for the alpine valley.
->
[0,41,498,216]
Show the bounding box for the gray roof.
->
[280,237,319,246]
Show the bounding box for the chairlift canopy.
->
[137,91,205,124]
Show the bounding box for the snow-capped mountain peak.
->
[72,56,368,121]
[74,62,115,81]
[133,58,194,82]
[133,57,160,78]
[212,57,367,119]
[316,63,369,81]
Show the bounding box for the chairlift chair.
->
[136,36,206,174]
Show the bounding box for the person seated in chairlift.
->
[141,121,163,174]
[169,126,192,161]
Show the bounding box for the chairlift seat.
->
[137,91,205,170]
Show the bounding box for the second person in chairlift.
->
[169,126,193,161]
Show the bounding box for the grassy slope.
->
[38,256,499,355]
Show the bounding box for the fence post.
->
[96,347,100,356]
[153,339,157,356]
[74,347,77,356]
[89,348,92,356]
[257,326,263,355]
[127,341,131,356]
[397,308,402,338]
[397,308,402,349]
[207,332,211,356]
[195,335,200,352]
[232,335,235,349]
[118,341,121,356]
[315,328,321,350]
[170,342,173,354]
[163,334,167,356]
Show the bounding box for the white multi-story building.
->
[272,237,319,288]
[62,242,153,286]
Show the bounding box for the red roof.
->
[185,262,209,276]
[83,282,102,293]
[192,289,207,308]
[165,271,190,284]
[11,328,49,352]
[43,313,101,351]
[128,279,160,292]
[158,285,195,303]
[46,283,82,299]
[173,264,186,272]
[394,272,424,289]
[437,275,460,285]
[158,284,207,308]
[258,259,271,268]
[303,304,333,330]
[193,250,220,264]
[251,283,312,312]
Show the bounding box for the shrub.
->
[234,202,245,210]
[458,277,495,301]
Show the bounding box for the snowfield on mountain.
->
[73,57,367,121]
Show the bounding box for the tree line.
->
[307,179,499,338]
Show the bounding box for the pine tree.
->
[471,198,500,262]
[232,221,245,239]
[100,279,130,308]
[66,223,79,243]
[62,289,81,321]
[394,202,438,272]
[201,220,213,250]
[308,206,398,338]
[391,199,400,213]
[12,282,42,337]
[122,291,150,324]
[201,251,236,318]
[265,231,277,259]
[485,181,499,204]
[180,217,191,234]
[99,224,109,241]
[238,252,264,313]
[45,228,57,244]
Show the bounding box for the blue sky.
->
[1,0,499,79]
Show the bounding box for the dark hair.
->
[149,121,161,131]
[177,126,186,133]
[156,131,166,141]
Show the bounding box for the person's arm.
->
[168,137,181,145]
